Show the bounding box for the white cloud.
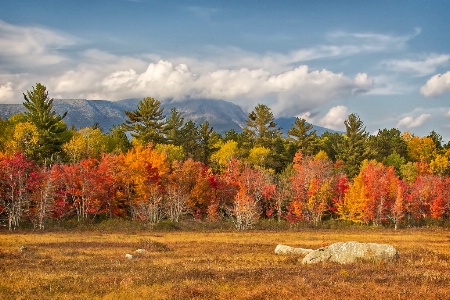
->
[397,114,431,129]
[319,106,348,130]
[61,60,371,117]
[420,71,450,97]
[383,54,449,77]
[0,20,76,70]
[297,111,313,121]
[327,28,421,53]
[0,20,377,117]
[0,82,14,103]
[366,75,415,95]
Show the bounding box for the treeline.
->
[0,83,449,230]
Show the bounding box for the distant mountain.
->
[0,98,339,135]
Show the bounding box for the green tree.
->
[336,113,370,178]
[123,97,167,145]
[197,121,220,164]
[368,128,408,162]
[427,130,443,151]
[320,131,343,162]
[269,136,290,173]
[178,120,200,160]
[165,108,185,145]
[106,125,131,154]
[23,83,69,163]
[287,117,318,156]
[384,151,406,176]
[244,104,280,148]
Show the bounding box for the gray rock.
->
[275,244,313,255]
[135,249,146,254]
[125,253,133,259]
[301,241,399,264]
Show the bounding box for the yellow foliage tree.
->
[210,140,238,170]
[338,172,368,223]
[407,136,437,163]
[63,127,108,162]
[155,143,185,164]
[247,146,270,167]
[430,153,449,176]
[6,122,40,156]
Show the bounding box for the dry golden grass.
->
[0,227,449,299]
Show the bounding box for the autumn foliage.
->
[1,142,450,230]
[1,85,450,229]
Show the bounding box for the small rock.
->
[275,244,313,255]
[125,253,133,259]
[19,246,27,252]
[135,249,146,254]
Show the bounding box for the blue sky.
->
[1,0,450,139]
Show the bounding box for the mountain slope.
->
[0,98,339,135]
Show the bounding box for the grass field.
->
[1,227,449,299]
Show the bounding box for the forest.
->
[0,83,449,230]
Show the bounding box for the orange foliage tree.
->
[288,152,336,225]
[122,144,169,224]
[220,159,274,230]
[340,160,403,226]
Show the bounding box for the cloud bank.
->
[0,20,375,119]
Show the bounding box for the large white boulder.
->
[301,241,399,264]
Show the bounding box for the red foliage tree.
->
[0,152,39,230]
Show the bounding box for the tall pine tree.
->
[244,104,280,148]
[23,83,68,164]
[287,117,318,156]
[123,97,167,145]
[336,113,370,178]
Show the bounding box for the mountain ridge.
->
[0,98,338,135]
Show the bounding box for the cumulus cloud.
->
[420,71,450,97]
[383,54,449,77]
[97,61,373,115]
[319,106,348,130]
[397,114,431,129]
[0,82,14,103]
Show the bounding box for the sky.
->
[1,0,450,139]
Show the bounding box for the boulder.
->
[275,244,313,255]
[301,241,399,264]
[125,253,133,259]
[135,249,146,254]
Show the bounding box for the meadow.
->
[0,225,449,299]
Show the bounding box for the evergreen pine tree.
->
[336,113,370,178]
[23,83,68,163]
[123,97,167,145]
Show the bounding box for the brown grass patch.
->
[0,228,449,299]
